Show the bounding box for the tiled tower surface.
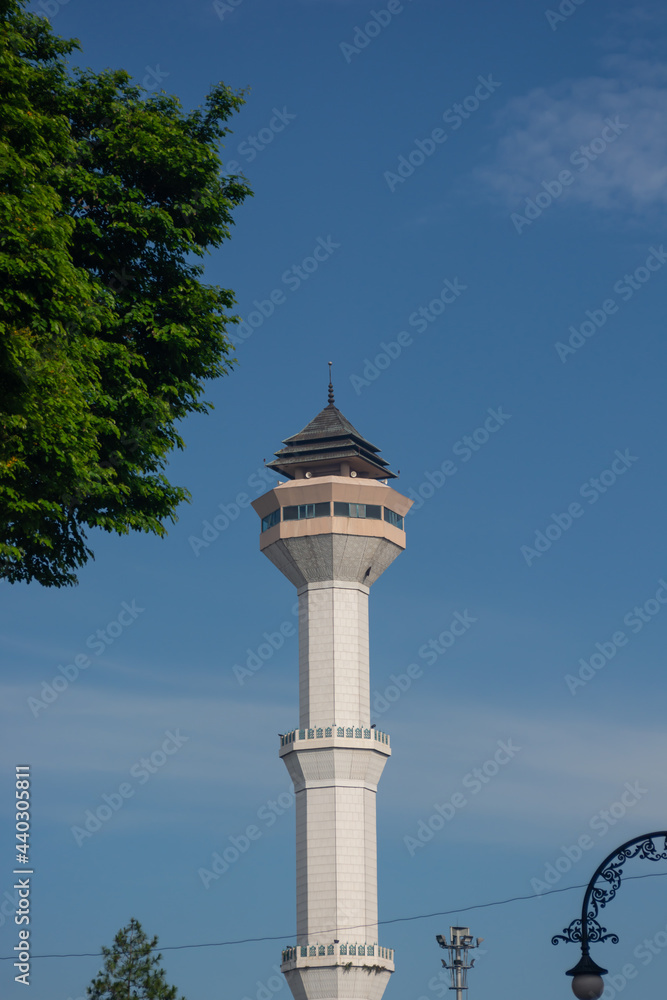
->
[252,383,412,1000]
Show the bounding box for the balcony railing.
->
[281,941,394,962]
[280,726,390,748]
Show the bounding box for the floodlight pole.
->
[436,927,483,1000]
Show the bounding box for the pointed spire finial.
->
[328,361,334,406]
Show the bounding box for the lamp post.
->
[552,832,667,1000]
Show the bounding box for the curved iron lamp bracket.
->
[551,831,667,972]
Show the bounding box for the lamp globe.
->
[571,974,604,1000]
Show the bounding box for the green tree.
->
[87,918,185,1000]
[0,0,252,586]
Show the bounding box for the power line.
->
[3,869,667,962]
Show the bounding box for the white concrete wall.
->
[285,965,392,1000]
[285,958,391,1000]
[263,498,409,1000]
[294,783,379,944]
[298,582,370,729]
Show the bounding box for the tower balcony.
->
[280,725,390,751]
[281,941,394,968]
[279,724,391,789]
[281,942,394,1000]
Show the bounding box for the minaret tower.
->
[252,370,412,1000]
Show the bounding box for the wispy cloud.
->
[475,55,667,215]
[3,684,288,788]
[7,681,666,846]
[385,700,667,844]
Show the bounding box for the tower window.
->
[283,502,330,521]
[333,502,382,519]
[261,509,280,532]
[384,507,404,529]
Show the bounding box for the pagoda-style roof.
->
[266,400,396,481]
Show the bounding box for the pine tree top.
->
[87,918,186,1000]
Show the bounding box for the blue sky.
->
[3,1,667,998]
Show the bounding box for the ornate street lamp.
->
[552,832,667,1000]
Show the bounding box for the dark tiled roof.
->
[266,403,396,480]
[284,405,372,446]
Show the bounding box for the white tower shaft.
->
[298,580,370,729]
[253,401,411,1000]
[288,580,381,946]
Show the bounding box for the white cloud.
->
[4,683,288,788]
[476,58,667,214]
[384,699,667,844]
[8,679,666,848]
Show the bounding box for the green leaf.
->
[0,0,252,586]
